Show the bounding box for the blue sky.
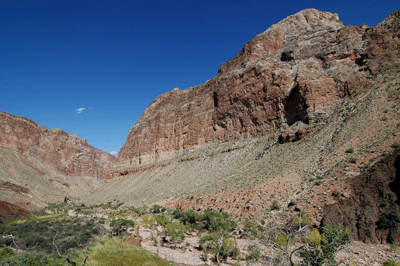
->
[1,1,398,155]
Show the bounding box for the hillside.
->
[1,8,400,248]
[0,111,115,213]
[116,8,400,169]
[84,8,400,244]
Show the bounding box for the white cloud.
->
[110,151,118,156]
[75,108,86,114]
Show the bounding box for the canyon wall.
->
[0,111,115,179]
[116,9,400,170]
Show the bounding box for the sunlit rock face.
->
[0,111,115,178]
[117,8,400,169]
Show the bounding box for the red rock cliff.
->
[0,111,115,179]
[117,8,400,169]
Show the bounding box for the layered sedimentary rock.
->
[0,111,115,178]
[117,8,400,169]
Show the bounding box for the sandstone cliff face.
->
[0,111,115,179]
[117,8,400,169]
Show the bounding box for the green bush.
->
[133,206,148,215]
[110,219,135,236]
[299,223,352,266]
[151,205,163,213]
[0,247,13,261]
[155,214,170,226]
[8,251,68,266]
[383,259,400,266]
[345,148,354,153]
[271,202,280,210]
[392,143,400,150]
[180,210,201,227]
[2,217,104,254]
[201,209,237,232]
[165,222,186,247]
[377,209,400,230]
[247,244,260,263]
[199,232,237,265]
[243,220,262,238]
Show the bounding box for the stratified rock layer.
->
[117,8,400,170]
[0,111,115,179]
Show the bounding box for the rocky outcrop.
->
[278,127,314,144]
[117,9,400,170]
[323,150,400,245]
[0,111,115,179]
[0,200,32,223]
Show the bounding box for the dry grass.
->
[73,238,172,266]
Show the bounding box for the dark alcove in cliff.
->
[281,51,294,62]
[213,91,218,108]
[284,84,309,126]
[390,155,400,205]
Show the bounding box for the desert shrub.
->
[201,209,237,232]
[172,209,184,219]
[345,148,354,153]
[133,206,148,215]
[276,233,289,248]
[165,222,186,247]
[8,251,68,266]
[243,220,262,238]
[110,219,135,236]
[155,214,170,226]
[179,210,202,227]
[390,241,398,252]
[141,214,156,228]
[199,232,237,265]
[383,259,400,266]
[271,202,280,210]
[2,217,104,254]
[377,208,400,230]
[392,143,400,150]
[299,223,352,266]
[247,244,260,263]
[150,205,163,213]
[0,247,13,262]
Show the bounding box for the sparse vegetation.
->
[165,222,186,247]
[299,223,353,266]
[377,208,400,230]
[383,259,400,266]
[0,216,104,254]
[247,244,260,264]
[392,142,400,150]
[199,232,237,265]
[271,202,280,210]
[110,219,135,236]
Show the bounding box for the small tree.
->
[110,219,135,237]
[299,223,352,266]
[243,220,262,239]
[155,214,170,226]
[201,209,237,232]
[165,222,186,248]
[247,244,261,264]
[266,213,312,265]
[199,232,237,265]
